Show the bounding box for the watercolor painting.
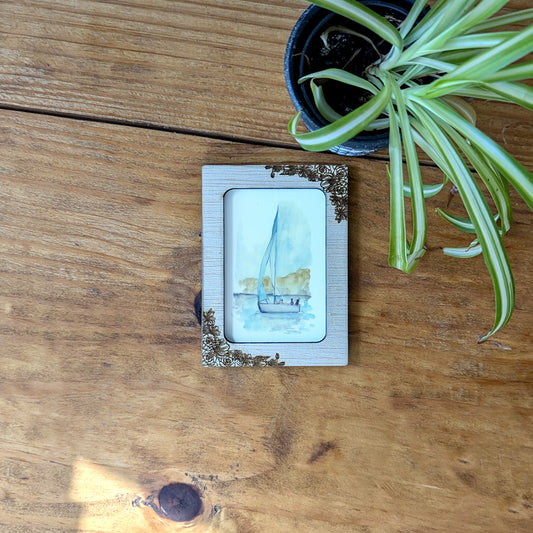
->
[224,188,326,343]
[257,207,303,314]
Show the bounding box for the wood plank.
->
[0,0,532,166]
[0,109,532,532]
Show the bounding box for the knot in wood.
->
[158,482,202,522]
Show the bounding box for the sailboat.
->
[257,207,301,314]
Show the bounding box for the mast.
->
[270,229,278,303]
[257,208,279,304]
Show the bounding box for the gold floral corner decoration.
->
[266,164,348,223]
[202,309,285,367]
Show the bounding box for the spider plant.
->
[288,0,533,341]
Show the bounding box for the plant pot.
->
[284,0,418,156]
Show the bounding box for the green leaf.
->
[410,123,449,170]
[299,68,379,94]
[442,124,513,233]
[421,77,533,104]
[409,99,515,341]
[413,97,533,212]
[395,63,427,85]
[395,117,449,196]
[421,0,512,53]
[440,31,517,52]
[403,181,445,199]
[436,209,478,234]
[428,24,533,87]
[467,8,533,32]
[441,95,477,125]
[440,82,533,109]
[484,60,533,83]
[404,57,455,74]
[412,79,473,99]
[288,83,391,151]
[452,0,517,32]
[479,81,533,111]
[366,118,390,130]
[437,49,485,65]
[405,0,452,45]
[436,208,501,234]
[440,86,510,103]
[399,0,429,39]
[309,0,402,49]
[389,78,426,267]
[401,0,508,62]
[405,0,477,47]
[443,242,483,258]
[386,94,408,271]
[309,81,342,122]
[418,28,533,98]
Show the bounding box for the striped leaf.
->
[288,84,391,151]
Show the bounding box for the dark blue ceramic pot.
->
[284,0,418,156]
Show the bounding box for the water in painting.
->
[224,188,326,343]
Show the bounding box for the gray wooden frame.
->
[202,164,348,367]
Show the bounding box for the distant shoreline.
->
[233,293,310,299]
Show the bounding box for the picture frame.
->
[202,164,348,367]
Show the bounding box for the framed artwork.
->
[202,164,348,367]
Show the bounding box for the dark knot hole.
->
[158,482,202,522]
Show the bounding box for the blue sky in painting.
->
[228,190,315,285]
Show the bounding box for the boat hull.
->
[258,302,301,314]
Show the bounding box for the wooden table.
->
[0,1,532,531]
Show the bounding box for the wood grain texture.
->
[0,0,532,166]
[0,110,532,532]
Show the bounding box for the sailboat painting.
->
[257,208,301,314]
[224,188,326,344]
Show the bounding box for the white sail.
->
[257,207,301,314]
